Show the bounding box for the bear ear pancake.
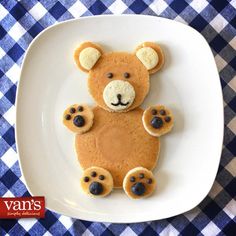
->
[136,47,159,70]
[135,42,164,74]
[74,42,103,72]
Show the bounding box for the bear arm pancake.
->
[63,104,94,134]
[142,105,174,137]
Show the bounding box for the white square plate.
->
[16,15,223,223]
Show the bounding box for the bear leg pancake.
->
[81,166,113,197]
[123,167,156,199]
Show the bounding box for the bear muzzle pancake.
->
[103,80,135,111]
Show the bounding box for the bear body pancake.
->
[75,106,160,188]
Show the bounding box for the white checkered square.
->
[201,222,221,236]
[185,207,201,221]
[230,0,236,9]
[19,175,26,185]
[109,0,127,14]
[225,158,236,176]
[190,0,208,13]
[1,148,17,168]
[5,63,21,83]
[149,0,168,15]
[3,190,15,197]
[18,219,37,231]
[223,199,236,219]
[214,54,227,72]
[29,2,47,21]
[8,22,26,41]
[227,117,236,135]
[228,76,236,92]
[0,46,6,59]
[43,232,53,236]
[208,181,223,198]
[82,229,94,236]
[175,15,188,25]
[120,227,136,236]
[229,36,236,50]
[160,224,179,236]
[0,4,8,21]
[3,105,16,126]
[223,101,227,107]
[103,222,111,227]
[59,216,73,229]
[68,1,87,17]
[0,91,4,100]
[210,14,228,33]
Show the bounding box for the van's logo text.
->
[0,197,45,218]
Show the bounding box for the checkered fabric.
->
[0,0,235,235]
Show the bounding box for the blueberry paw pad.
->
[143,105,174,137]
[123,167,156,199]
[63,104,94,134]
[81,167,113,197]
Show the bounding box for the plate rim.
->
[15,14,224,223]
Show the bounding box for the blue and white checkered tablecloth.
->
[0,0,235,235]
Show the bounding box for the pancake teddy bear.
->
[63,42,174,199]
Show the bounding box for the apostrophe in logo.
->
[0,197,45,218]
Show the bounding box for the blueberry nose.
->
[73,115,85,127]
[131,182,146,196]
[151,116,163,129]
[89,182,103,195]
[117,94,122,100]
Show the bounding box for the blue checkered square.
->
[200,4,218,22]
[49,221,68,235]
[28,221,47,235]
[190,14,208,31]
[213,210,232,229]
[210,0,229,13]
[4,84,16,104]
[7,43,24,62]
[89,0,107,15]
[1,169,18,189]
[0,97,12,116]
[2,127,15,146]
[28,22,44,38]
[170,0,188,14]
[129,0,148,14]
[1,34,16,53]
[0,181,8,196]
[0,220,18,234]
[0,25,7,40]
[0,139,10,157]
[210,34,228,53]
[10,223,27,235]
[222,220,236,236]
[49,2,67,20]
[9,2,27,21]
[229,57,236,71]
[38,211,58,229]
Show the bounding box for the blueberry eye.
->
[124,72,130,78]
[107,73,113,78]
